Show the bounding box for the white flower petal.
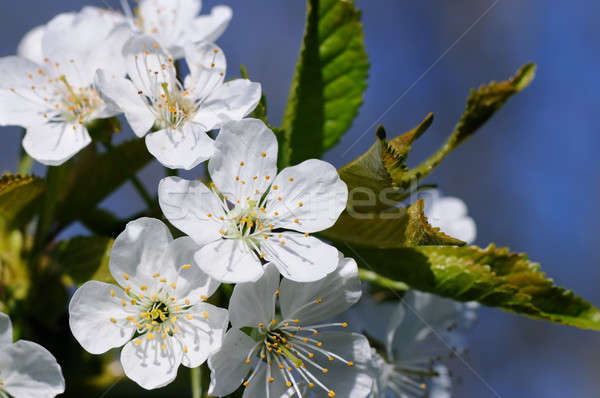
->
[146,124,215,170]
[194,239,264,283]
[68,281,136,355]
[262,232,338,283]
[280,254,360,323]
[229,263,279,328]
[22,122,91,166]
[183,41,226,104]
[87,23,132,79]
[208,328,256,397]
[311,332,373,398]
[138,0,201,57]
[193,79,261,131]
[109,218,173,293]
[189,5,233,43]
[267,159,348,233]
[123,35,175,94]
[42,7,126,86]
[242,363,293,398]
[426,193,477,244]
[161,237,220,304]
[178,303,229,368]
[0,312,12,347]
[158,176,224,245]
[17,25,45,64]
[0,340,65,398]
[95,69,155,137]
[120,334,183,390]
[0,56,51,127]
[209,119,277,203]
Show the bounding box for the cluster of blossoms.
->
[0,1,479,397]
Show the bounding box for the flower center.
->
[152,81,195,130]
[241,293,352,397]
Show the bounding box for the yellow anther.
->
[271,319,276,325]
[240,161,244,166]
[317,341,322,346]
[153,273,160,278]
[183,264,192,270]
[328,356,334,361]
[186,314,193,320]
[316,298,323,303]
[243,381,249,387]
[146,333,155,340]
[245,358,251,364]
[289,177,294,182]
[305,232,310,237]
[421,384,427,390]
[328,390,335,397]
[121,300,127,307]
[134,339,143,345]
[203,311,209,319]
[308,353,314,358]
[258,322,264,328]
[268,377,274,383]
[265,175,270,180]
[110,317,117,323]
[294,319,299,323]
[110,289,115,297]
[342,322,348,328]
[294,218,299,223]
[286,382,292,387]
[185,298,191,305]
[171,316,177,323]
[298,202,303,207]
[275,289,279,295]
[171,282,177,289]
[200,295,207,301]
[273,185,278,190]
[261,152,266,157]
[322,368,329,374]
[184,346,188,353]
[309,382,314,388]
[207,213,212,218]
[173,328,178,334]
[348,361,355,367]
[131,299,137,305]
[123,273,129,280]
[160,344,167,351]
[126,286,132,294]
[140,285,147,291]
[160,278,167,283]
[277,197,282,201]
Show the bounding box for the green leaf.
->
[342,243,600,330]
[240,65,268,124]
[338,114,433,212]
[320,198,464,247]
[404,63,536,184]
[55,139,153,226]
[282,0,369,165]
[52,236,114,285]
[0,174,45,228]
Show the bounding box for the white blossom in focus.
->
[96,36,261,169]
[0,7,131,165]
[158,118,348,283]
[208,255,373,398]
[68,218,229,390]
[425,190,477,244]
[121,0,232,59]
[0,312,65,398]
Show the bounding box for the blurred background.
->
[1,1,599,397]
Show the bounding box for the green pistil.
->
[278,344,304,368]
[59,75,82,107]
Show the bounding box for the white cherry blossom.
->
[0,7,131,165]
[0,312,65,398]
[121,0,232,59]
[96,36,260,169]
[208,256,373,398]
[158,118,348,283]
[424,190,477,244]
[68,218,229,390]
[350,291,478,397]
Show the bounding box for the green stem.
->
[358,268,409,292]
[191,366,201,398]
[17,154,33,175]
[101,142,155,209]
[165,167,179,177]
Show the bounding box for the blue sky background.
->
[1,1,599,397]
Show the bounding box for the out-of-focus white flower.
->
[68,218,228,390]
[96,36,260,169]
[121,0,232,59]
[0,312,65,398]
[158,118,348,283]
[361,291,478,398]
[424,190,477,244]
[208,256,373,398]
[0,7,131,165]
